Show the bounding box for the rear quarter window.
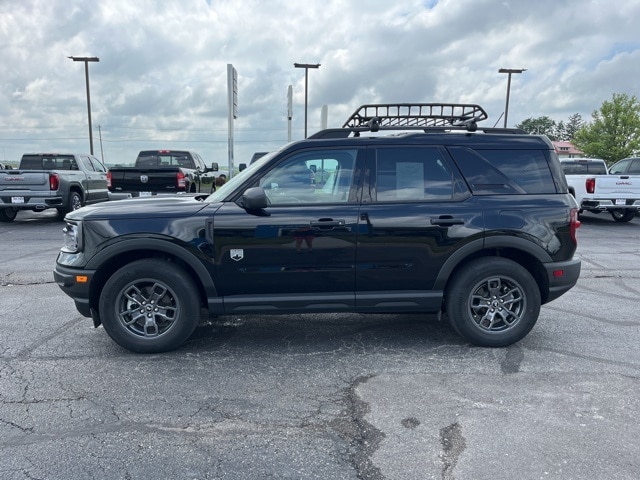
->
[448,147,557,195]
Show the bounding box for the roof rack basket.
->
[307,103,526,139]
[342,103,488,129]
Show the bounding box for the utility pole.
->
[498,68,526,128]
[294,63,320,138]
[68,56,99,154]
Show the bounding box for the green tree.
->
[564,113,583,141]
[573,93,640,164]
[515,116,558,140]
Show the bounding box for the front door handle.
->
[310,218,346,230]
[430,215,464,226]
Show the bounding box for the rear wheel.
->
[57,191,83,217]
[445,257,541,347]
[611,209,636,223]
[99,259,200,353]
[0,207,18,222]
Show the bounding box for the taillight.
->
[570,208,580,244]
[585,177,595,194]
[49,172,59,191]
[106,171,112,188]
[177,171,186,189]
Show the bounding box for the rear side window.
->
[374,147,465,202]
[449,147,556,194]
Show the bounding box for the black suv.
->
[54,103,581,353]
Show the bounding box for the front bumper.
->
[53,263,95,318]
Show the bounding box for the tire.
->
[445,257,541,347]
[58,191,83,217]
[0,207,18,222]
[99,259,200,353]
[611,209,636,223]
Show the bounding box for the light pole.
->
[294,62,320,138]
[498,68,526,128]
[69,56,100,154]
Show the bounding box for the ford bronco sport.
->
[54,103,581,353]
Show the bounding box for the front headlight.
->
[62,221,82,253]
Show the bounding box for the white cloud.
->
[0,0,639,166]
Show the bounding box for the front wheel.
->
[611,209,636,223]
[0,207,18,222]
[445,257,541,347]
[99,259,200,353]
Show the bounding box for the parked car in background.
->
[560,157,640,222]
[107,150,217,197]
[609,157,640,175]
[0,153,109,222]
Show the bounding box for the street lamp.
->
[498,68,526,128]
[68,56,100,154]
[294,62,320,138]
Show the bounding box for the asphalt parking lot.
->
[1,209,639,480]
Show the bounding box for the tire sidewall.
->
[446,257,541,347]
[69,191,83,211]
[0,207,18,222]
[99,259,199,353]
[611,209,635,222]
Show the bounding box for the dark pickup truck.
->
[107,150,217,197]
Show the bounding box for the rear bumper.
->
[1,194,63,210]
[544,258,581,303]
[53,264,95,318]
[581,199,640,210]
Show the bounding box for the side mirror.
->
[240,187,269,212]
[210,162,219,172]
[239,163,247,171]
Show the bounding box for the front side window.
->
[80,156,96,172]
[89,157,106,172]
[258,149,357,205]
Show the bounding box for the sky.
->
[1,0,639,168]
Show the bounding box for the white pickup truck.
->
[560,158,640,222]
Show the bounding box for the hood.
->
[66,195,216,221]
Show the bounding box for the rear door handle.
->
[430,215,465,226]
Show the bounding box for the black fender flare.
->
[86,237,219,310]
[433,235,553,291]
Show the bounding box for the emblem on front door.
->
[230,249,244,261]
[140,175,149,183]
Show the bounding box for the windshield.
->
[205,150,279,202]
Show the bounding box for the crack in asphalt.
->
[328,375,386,479]
[0,278,56,287]
[440,422,466,480]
